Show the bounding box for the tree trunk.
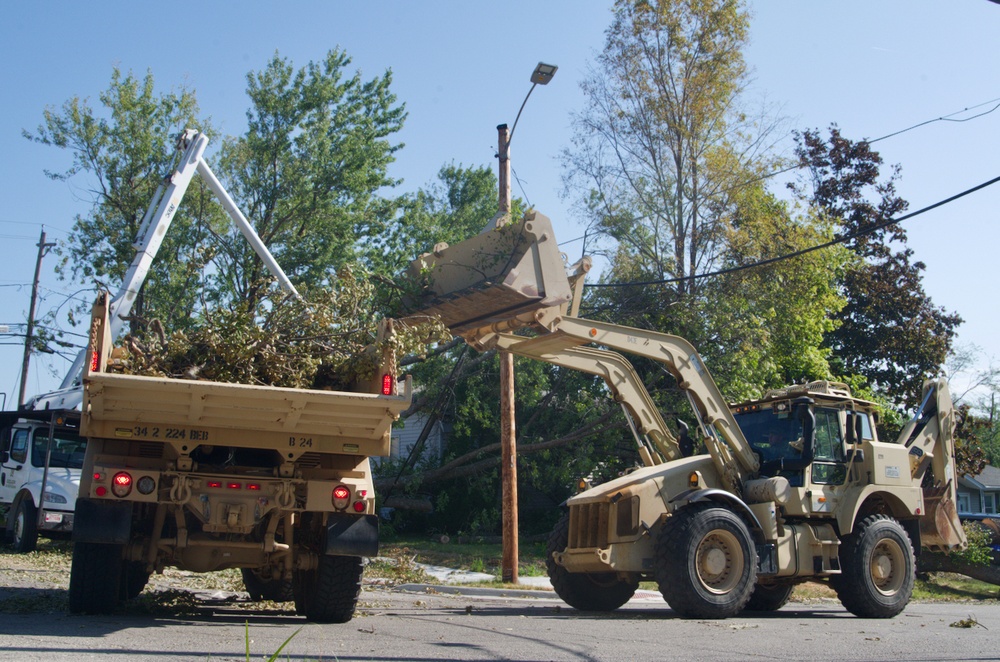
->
[918,554,1000,586]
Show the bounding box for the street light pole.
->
[496,62,557,585]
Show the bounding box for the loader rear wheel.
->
[11,499,38,553]
[655,503,757,619]
[294,555,363,623]
[242,568,295,602]
[744,582,793,612]
[546,515,638,611]
[835,514,914,618]
[69,542,124,614]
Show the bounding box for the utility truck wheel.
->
[546,515,638,611]
[835,514,914,618]
[121,561,150,600]
[242,568,295,602]
[294,555,363,623]
[655,503,757,619]
[69,542,124,614]
[11,499,38,553]
[744,582,793,612]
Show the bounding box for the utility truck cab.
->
[0,410,85,551]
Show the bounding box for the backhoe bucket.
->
[405,211,572,335]
[920,483,967,552]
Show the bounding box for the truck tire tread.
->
[296,555,363,623]
[835,514,914,618]
[69,541,124,614]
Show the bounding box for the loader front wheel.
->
[655,503,757,618]
[835,514,914,618]
[294,555,364,623]
[546,515,638,611]
[69,542,124,614]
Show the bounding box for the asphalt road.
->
[0,585,996,661]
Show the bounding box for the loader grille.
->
[568,502,609,549]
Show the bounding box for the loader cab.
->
[733,382,878,490]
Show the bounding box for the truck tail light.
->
[136,476,156,495]
[332,485,350,509]
[111,472,133,497]
[90,350,100,372]
[382,374,393,396]
[353,501,366,513]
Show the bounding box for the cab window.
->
[9,429,29,464]
[811,408,846,485]
[31,432,86,469]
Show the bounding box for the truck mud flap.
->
[73,498,132,544]
[324,513,379,558]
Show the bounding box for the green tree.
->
[212,49,407,311]
[564,0,779,300]
[374,163,499,274]
[24,68,217,335]
[792,127,963,407]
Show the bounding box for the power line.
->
[588,171,1000,288]
[557,94,1000,248]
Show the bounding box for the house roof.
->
[963,464,1000,489]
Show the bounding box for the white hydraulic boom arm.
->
[29,130,300,410]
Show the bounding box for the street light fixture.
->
[509,62,558,144]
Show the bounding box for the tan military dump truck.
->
[405,210,967,619]
[69,292,411,623]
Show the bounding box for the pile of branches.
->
[118,270,449,391]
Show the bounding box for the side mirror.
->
[792,397,815,465]
[0,450,8,464]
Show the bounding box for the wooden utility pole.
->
[497,123,519,584]
[18,229,55,407]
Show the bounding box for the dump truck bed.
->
[82,372,412,457]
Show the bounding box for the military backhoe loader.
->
[404,210,967,619]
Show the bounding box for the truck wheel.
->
[294,555,363,623]
[744,582,793,612]
[546,514,637,611]
[11,499,38,553]
[242,568,294,602]
[654,503,757,618]
[69,542,124,614]
[120,561,151,601]
[834,514,914,618]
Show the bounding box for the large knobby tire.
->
[744,582,793,612]
[835,514,914,618]
[655,503,757,619]
[294,555,364,623]
[242,567,295,602]
[120,560,151,601]
[545,515,638,611]
[11,498,38,553]
[69,542,124,614]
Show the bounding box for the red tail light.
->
[90,350,100,372]
[353,501,366,513]
[382,374,393,395]
[111,471,133,497]
[227,482,242,490]
[207,480,222,488]
[332,484,350,508]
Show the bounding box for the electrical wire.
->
[557,95,1000,248]
[588,171,1000,288]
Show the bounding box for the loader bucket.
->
[404,211,572,335]
[920,483,967,552]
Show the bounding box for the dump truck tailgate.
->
[82,372,411,457]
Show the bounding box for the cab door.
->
[0,427,31,505]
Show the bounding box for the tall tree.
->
[564,0,778,299]
[212,49,407,311]
[24,68,217,335]
[792,127,963,406]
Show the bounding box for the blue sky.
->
[1,1,998,407]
